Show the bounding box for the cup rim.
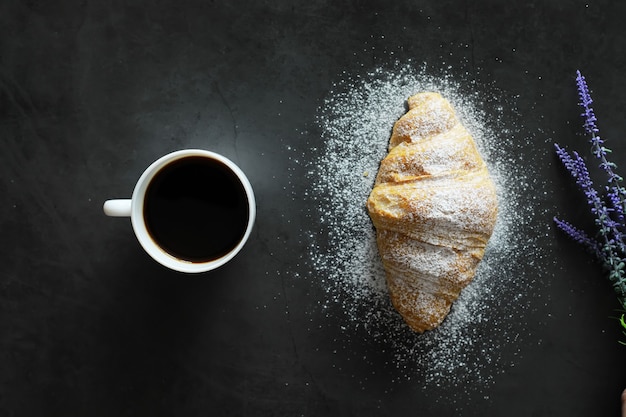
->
[130,149,256,273]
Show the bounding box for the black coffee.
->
[143,156,249,263]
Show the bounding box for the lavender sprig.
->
[553,217,602,259]
[554,143,624,291]
[577,70,626,221]
[554,71,626,308]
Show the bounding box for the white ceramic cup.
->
[103,149,256,273]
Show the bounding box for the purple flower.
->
[608,186,626,223]
[553,216,602,259]
[576,70,624,190]
[554,143,577,173]
[554,144,603,213]
[576,70,601,139]
[554,70,626,303]
[554,70,626,337]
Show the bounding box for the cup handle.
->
[103,199,132,217]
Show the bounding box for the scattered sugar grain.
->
[292,64,552,396]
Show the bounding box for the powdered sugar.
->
[292,63,552,401]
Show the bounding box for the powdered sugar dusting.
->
[293,63,551,400]
[391,94,456,144]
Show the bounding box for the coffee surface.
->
[144,156,249,262]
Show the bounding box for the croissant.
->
[366,92,498,333]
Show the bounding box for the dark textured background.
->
[2,1,626,416]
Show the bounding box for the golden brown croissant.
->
[366,92,498,333]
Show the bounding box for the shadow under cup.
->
[131,150,256,273]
